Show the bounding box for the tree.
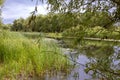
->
[2,24,11,30]
[11,18,25,31]
[38,0,120,23]
[79,11,113,28]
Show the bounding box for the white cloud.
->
[2,0,48,24]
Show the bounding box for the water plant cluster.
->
[0,31,69,79]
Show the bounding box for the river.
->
[31,38,120,80]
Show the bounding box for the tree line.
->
[11,11,113,32]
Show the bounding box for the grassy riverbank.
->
[0,31,69,79]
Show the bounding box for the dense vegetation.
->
[1,0,120,79]
[0,31,69,79]
[38,0,120,22]
[11,11,114,32]
[10,12,120,40]
[63,26,120,39]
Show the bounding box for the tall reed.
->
[0,31,69,79]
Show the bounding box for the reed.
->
[0,31,69,79]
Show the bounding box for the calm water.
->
[32,49,92,80]
[31,39,120,80]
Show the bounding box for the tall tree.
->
[38,0,120,23]
[11,18,25,31]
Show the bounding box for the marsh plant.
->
[0,31,69,79]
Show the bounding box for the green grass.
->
[0,31,69,79]
[11,32,62,39]
[20,32,42,39]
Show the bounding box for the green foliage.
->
[63,26,120,40]
[63,25,87,38]
[0,0,4,6]
[63,35,120,79]
[83,45,120,80]
[11,13,77,32]
[11,18,25,31]
[80,12,113,28]
[21,32,42,39]
[39,0,120,22]
[11,11,113,32]
[1,24,11,30]
[32,13,79,32]
[45,33,62,39]
[0,31,69,79]
[0,0,4,28]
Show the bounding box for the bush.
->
[62,26,120,40]
[62,25,87,38]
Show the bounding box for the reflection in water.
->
[112,46,120,70]
[32,39,120,80]
[66,55,92,80]
[84,45,120,80]
[32,50,92,80]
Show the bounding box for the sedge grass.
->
[0,31,69,79]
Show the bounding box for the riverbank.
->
[2,31,120,80]
[0,31,69,80]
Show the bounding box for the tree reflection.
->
[81,43,120,80]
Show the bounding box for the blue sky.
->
[2,0,48,24]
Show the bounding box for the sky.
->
[1,0,48,24]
